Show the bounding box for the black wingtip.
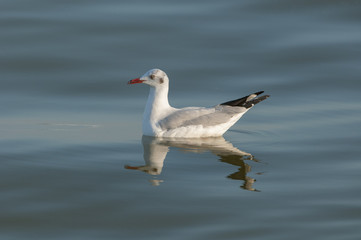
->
[243,94,270,108]
[220,91,270,108]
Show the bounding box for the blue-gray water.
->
[1,0,361,239]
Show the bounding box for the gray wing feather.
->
[158,105,246,130]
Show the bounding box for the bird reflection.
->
[125,135,262,191]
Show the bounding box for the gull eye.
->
[150,74,156,80]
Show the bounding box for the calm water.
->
[1,0,361,239]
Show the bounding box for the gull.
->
[128,69,269,138]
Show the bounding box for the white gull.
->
[128,69,269,138]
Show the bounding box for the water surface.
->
[1,0,361,239]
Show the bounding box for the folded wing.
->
[158,105,246,130]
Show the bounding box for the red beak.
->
[128,78,144,84]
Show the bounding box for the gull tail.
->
[220,91,270,109]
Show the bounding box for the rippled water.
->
[1,0,361,239]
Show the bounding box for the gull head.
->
[128,69,169,88]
